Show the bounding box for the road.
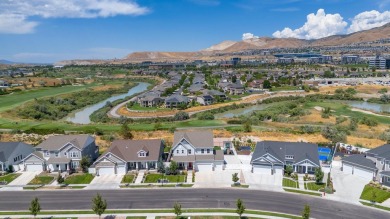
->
[0,189,388,219]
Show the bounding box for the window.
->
[176,150,179,154]
[182,150,184,154]
[64,152,67,156]
[207,149,210,154]
[201,149,204,154]
[69,152,79,158]
[139,152,146,157]
[45,151,50,157]
[188,150,192,154]
[55,152,59,157]
[285,155,294,159]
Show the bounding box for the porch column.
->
[155,162,158,169]
[58,164,61,172]
[146,162,149,170]
[67,163,70,171]
[136,162,139,170]
[184,163,188,170]
[305,162,308,174]
[294,165,297,173]
[1,163,3,172]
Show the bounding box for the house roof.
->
[171,155,196,162]
[36,135,93,151]
[367,144,390,159]
[342,154,377,170]
[251,141,320,166]
[47,157,71,164]
[165,95,188,103]
[0,142,33,162]
[173,131,213,148]
[102,139,163,162]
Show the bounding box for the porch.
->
[293,164,317,174]
[380,171,390,187]
[177,162,194,170]
[128,161,158,170]
[47,157,71,173]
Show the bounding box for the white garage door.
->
[253,165,272,174]
[98,167,115,175]
[214,163,224,171]
[196,163,213,172]
[343,164,353,174]
[117,165,127,175]
[354,167,373,180]
[26,164,43,172]
[274,166,284,175]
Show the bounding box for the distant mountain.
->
[0,60,16,64]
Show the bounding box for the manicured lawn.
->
[360,185,390,203]
[122,174,135,183]
[283,188,322,197]
[143,174,186,183]
[231,184,249,188]
[64,173,94,184]
[0,173,21,184]
[28,175,55,185]
[283,178,298,188]
[305,182,325,191]
[361,201,390,212]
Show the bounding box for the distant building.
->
[231,57,241,66]
[341,55,360,64]
[369,56,390,70]
[277,58,294,64]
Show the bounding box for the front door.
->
[65,164,68,171]
[188,162,193,170]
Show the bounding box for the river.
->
[65,82,149,124]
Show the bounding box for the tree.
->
[232,75,237,83]
[92,193,107,219]
[263,80,271,89]
[157,160,165,173]
[57,173,64,184]
[315,167,324,184]
[173,201,182,217]
[236,199,245,217]
[29,197,41,218]
[285,165,293,176]
[243,121,252,132]
[301,204,310,219]
[174,111,189,121]
[120,123,133,139]
[80,156,91,173]
[349,117,358,131]
[232,173,239,184]
[169,161,179,175]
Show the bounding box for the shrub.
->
[360,117,378,127]
[197,112,215,120]
[174,111,189,121]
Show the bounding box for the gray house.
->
[90,139,164,175]
[342,144,390,185]
[251,141,320,175]
[23,135,98,172]
[0,142,34,172]
[197,95,214,105]
[137,94,164,107]
[165,95,189,108]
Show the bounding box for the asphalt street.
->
[0,188,388,219]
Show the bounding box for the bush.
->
[321,126,346,143]
[197,112,215,120]
[174,111,189,121]
[360,117,378,127]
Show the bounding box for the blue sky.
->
[0,0,389,63]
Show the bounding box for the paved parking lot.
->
[243,171,283,191]
[327,163,370,204]
[194,170,238,188]
[85,174,124,190]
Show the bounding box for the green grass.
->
[360,201,390,211]
[284,188,322,197]
[143,174,186,183]
[231,184,249,188]
[0,173,21,184]
[64,173,94,184]
[0,84,97,112]
[305,182,325,191]
[28,175,54,185]
[271,86,301,91]
[122,174,135,183]
[128,103,170,111]
[283,178,298,188]
[360,185,390,203]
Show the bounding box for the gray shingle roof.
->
[380,171,390,177]
[165,95,188,103]
[37,135,92,151]
[367,144,390,159]
[342,154,377,170]
[0,142,32,162]
[173,131,213,148]
[251,141,320,166]
[103,139,163,162]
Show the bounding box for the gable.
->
[172,139,196,151]
[60,143,82,152]
[252,153,283,164]
[294,159,319,167]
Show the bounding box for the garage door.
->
[98,167,115,175]
[214,162,224,171]
[253,165,271,174]
[26,164,43,172]
[274,166,284,175]
[196,163,213,172]
[354,167,373,180]
[343,163,353,174]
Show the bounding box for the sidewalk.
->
[186,170,192,183]
[298,175,305,189]
[134,171,145,184]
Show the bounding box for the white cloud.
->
[272,9,347,39]
[0,0,149,34]
[0,14,38,34]
[347,10,390,33]
[242,33,259,40]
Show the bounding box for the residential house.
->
[23,135,98,172]
[248,80,264,89]
[136,93,164,107]
[0,142,34,172]
[227,83,245,95]
[170,131,224,171]
[342,144,390,185]
[165,95,189,108]
[251,141,320,175]
[197,94,214,105]
[90,139,164,175]
[206,90,227,101]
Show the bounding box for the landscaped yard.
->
[143,174,186,183]
[28,175,55,185]
[122,174,135,183]
[0,173,21,184]
[360,185,390,203]
[64,173,94,184]
[305,182,325,191]
[283,178,299,188]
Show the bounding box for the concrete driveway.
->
[327,163,370,204]
[243,171,283,192]
[1,171,41,191]
[85,174,124,190]
[194,170,238,188]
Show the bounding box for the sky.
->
[0,0,390,63]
